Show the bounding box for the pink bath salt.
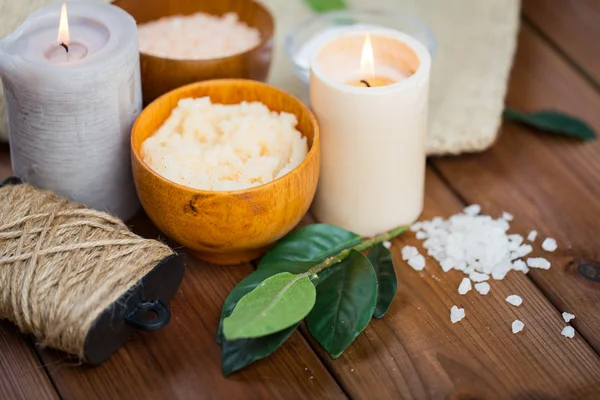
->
[137,12,261,60]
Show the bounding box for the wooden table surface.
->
[2,1,600,399]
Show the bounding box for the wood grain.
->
[33,213,345,400]
[300,169,600,399]
[131,80,320,265]
[1,144,342,399]
[432,25,600,354]
[522,0,600,86]
[0,323,59,400]
[113,0,274,105]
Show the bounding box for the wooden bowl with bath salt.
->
[113,0,274,106]
[131,79,320,265]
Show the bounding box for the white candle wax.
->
[0,2,142,220]
[310,28,431,237]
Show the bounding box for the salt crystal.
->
[562,312,575,323]
[512,259,528,273]
[561,326,575,338]
[410,222,423,232]
[440,258,455,272]
[463,204,481,216]
[401,246,419,261]
[446,244,464,261]
[416,231,428,240]
[512,320,524,333]
[455,260,467,271]
[527,257,551,270]
[474,282,490,295]
[514,244,533,258]
[458,278,472,295]
[506,295,523,306]
[450,306,465,323]
[469,272,490,282]
[507,234,524,250]
[492,258,512,280]
[508,234,523,244]
[502,211,514,221]
[541,238,557,252]
[407,254,426,271]
[527,230,538,242]
[383,241,392,249]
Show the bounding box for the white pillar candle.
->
[0,2,141,220]
[310,28,431,237]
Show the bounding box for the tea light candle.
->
[310,28,431,237]
[0,2,141,220]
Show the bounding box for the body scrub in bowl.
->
[141,97,308,191]
[131,80,320,265]
[114,0,274,105]
[137,12,260,60]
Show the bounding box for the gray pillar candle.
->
[0,2,141,220]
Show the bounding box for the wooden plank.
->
[0,323,60,400]
[0,145,344,399]
[36,214,346,400]
[299,169,600,399]
[522,0,600,86]
[431,24,600,354]
[0,144,60,400]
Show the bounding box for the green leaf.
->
[368,244,397,318]
[503,108,596,141]
[223,272,316,340]
[259,224,362,271]
[217,224,360,344]
[306,250,377,358]
[217,269,281,344]
[217,223,361,377]
[221,323,299,376]
[304,0,348,13]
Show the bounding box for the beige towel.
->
[1,0,519,156]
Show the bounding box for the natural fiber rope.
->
[0,184,173,359]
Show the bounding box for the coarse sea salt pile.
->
[138,12,261,60]
[408,205,551,279]
[402,205,570,338]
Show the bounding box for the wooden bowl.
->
[113,0,274,106]
[131,79,320,265]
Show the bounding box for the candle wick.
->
[59,42,69,53]
[360,80,371,87]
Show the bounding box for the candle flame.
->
[360,34,375,78]
[57,3,69,46]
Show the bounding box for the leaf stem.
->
[308,225,408,276]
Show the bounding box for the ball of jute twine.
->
[0,183,173,359]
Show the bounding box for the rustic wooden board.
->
[34,214,346,400]
[298,169,600,399]
[0,145,60,400]
[522,0,600,86]
[431,25,600,355]
[0,323,59,400]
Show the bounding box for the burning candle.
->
[0,2,141,220]
[310,28,431,237]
